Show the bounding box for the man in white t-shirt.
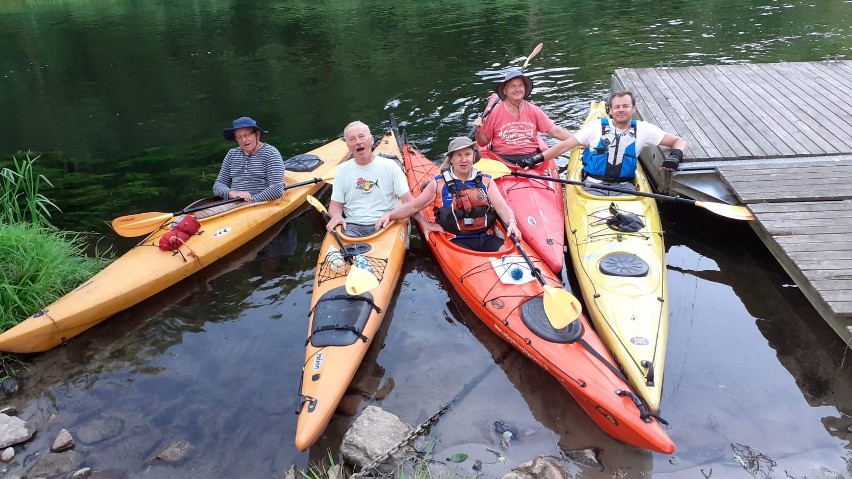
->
[326,121,416,237]
[533,91,688,182]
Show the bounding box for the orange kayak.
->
[294,127,410,451]
[0,139,350,353]
[402,136,675,454]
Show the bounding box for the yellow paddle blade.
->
[345,264,379,295]
[476,158,512,178]
[695,201,754,221]
[306,195,328,215]
[542,285,583,329]
[111,212,173,237]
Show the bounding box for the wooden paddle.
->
[522,42,544,69]
[111,169,338,237]
[306,195,380,296]
[504,228,582,329]
[478,158,755,221]
[467,43,545,138]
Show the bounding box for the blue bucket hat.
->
[496,68,533,100]
[223,116,269,141]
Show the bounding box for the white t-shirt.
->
[331,156,410,225]
[574,119,666,152]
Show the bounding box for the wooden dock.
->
[611,60,852,347]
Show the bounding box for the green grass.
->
[298,441,475,479]
[0,155,109,378]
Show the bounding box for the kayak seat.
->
[285,154,323,172]
[599,253,649,277]
[308,286,378,347]
[582,181,637,197]
[520,297,584,344]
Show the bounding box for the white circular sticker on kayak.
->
[213,227,232,238]
[527,216,537,227]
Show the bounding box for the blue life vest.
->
[582,118,638,182]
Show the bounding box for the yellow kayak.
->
[295,127,409,451]
[0,139,351,354]
[564,101,668,414]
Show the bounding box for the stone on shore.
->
[341,406,414,469]
[0,413,33,449]
[501,456,572,479]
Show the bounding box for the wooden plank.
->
[690,65,786,157]
[812,280,852,290]
[800,62,852,101]
[663,68,742,158]
[791,259,852,271]
[816,291,852,303]
[680,66,765,157]
[760,216,852,229]
[775,232,852,245]
[652,68,731,159]
[717,64,825,155]
[735,189,852,203]
[638,68,711,158]
[779,241,852,253]
[759,210,852,222]
[704,65,804,156]
[749,200,852,214]
[791,63,852,120]
[726,64,833,154]
[781,63,852,140]
[824,303,852,317]
[787,250,852,261]
[729,177,852,189]
[717,159,852,172]
[745,63,840,153]
[719,162,852,176]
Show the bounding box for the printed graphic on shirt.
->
[356,177,379,193]
[496,120,536,146]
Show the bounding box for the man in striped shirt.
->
[213,116,285,203]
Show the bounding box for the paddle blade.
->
[345,264,379,295]
[476,158,512,179]
[306,195,328,215]
[542,285,583,329]
[522,42,544,69]
[111,212,173,237]
[695,201,754,221]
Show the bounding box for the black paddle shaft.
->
[509,171,699,207]
[507,233,548,287]
[177,176,325,216]
[466,97,501,138]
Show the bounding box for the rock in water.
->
[0,414,33,449]
[51,428,75,452]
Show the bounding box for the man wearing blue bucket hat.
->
[211,116,285,206]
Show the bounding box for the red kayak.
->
[477,94,566,274]
[401,135,675,454]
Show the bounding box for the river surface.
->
[1,1,852,478]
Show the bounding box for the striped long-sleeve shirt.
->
[212,143,286,202]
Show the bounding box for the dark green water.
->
[1,1,851,478]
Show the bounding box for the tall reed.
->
[0,155,107,377]
[0,154,59,227]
